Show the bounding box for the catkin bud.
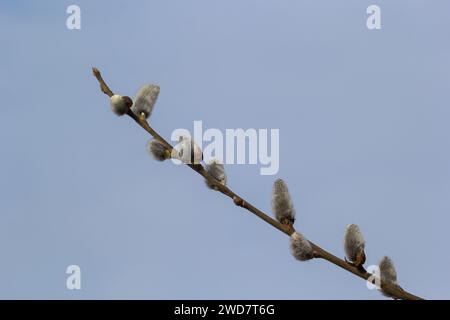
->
[379,256,398,286]
[147,139,170,161]
[131,84,160,119]
[343,224,366,267]
[173,136,203,164]
[205,159,227,190]
[110,95,130,116]
[290,232,314,261]
[271,179,295,225]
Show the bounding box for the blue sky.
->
[0,0,449,299]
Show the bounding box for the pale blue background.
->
[0,0,449,299]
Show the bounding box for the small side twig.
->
[92,67,424,300]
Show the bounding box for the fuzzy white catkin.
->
[205,160,227,190]
[344,224,365,263]
[131,84,160,119]
[110,95,128,116]
[290,232,314,261]
[173,136,203,164]
[271,179,296,224]
[379,256,398,286]
[147,139,169,161]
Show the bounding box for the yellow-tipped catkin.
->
[271,179,295,225]
[131,84,160,119]
[147,139,170,161]
[379,256,398,286]
[110,95,129,116]
[344,224,366,267]
[290,232,314,261]
[205,159,227,190]
[173,136,203,165]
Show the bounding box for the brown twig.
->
[92,67,424,300]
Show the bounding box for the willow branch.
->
[92,67,424,300]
